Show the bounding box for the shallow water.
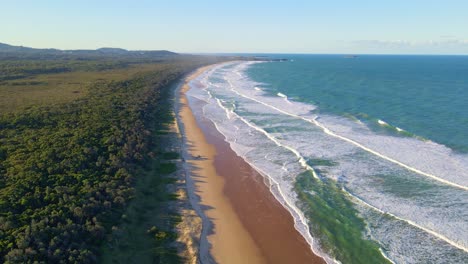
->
[187,57,468,264]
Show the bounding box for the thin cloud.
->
[354,39,468,47]
[353,40,412,47]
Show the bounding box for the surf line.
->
[221,72,468,253]
[214,97,319,179]
[224,76,468,192]
[343,187,468,253]
[209,97,338,264]
[210,82,394,263]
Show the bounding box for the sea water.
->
[186,55,468,264]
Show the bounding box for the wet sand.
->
[177,64,325,264]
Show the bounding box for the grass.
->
[0,63,177,113]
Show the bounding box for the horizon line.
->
[2,41,468,56]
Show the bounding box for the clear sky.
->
[1,0,468,54]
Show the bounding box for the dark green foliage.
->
[161,152,180,160]
[146,225,179,262]
[0,55,221,263]
[99,87,185,264]
[159,163,177,174]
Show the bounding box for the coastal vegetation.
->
[99,80,187,263]
[0,48,224,263]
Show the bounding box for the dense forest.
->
[0,50,226,263]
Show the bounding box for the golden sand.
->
[178,64,325,264]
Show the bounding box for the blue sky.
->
[1,0,468,54]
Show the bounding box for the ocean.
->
[186,55,468,264]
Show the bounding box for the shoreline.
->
[176,64,326,264]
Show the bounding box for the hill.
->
[0,47,228,263]
[0,42,178,58]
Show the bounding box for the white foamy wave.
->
[378,119,389,126]
[344,188,468,252]
[213,97,319,179]
[219,62,317,116]
[217,62,468,246]
[209,97,334,262]
[187,61,468,263]
[187,62,338,264]
[318,115,468,188]
[377,119,406,132]
[355,198,468,263]
[223,70,468,190]
[225,88,466,252]
[277,92,293,104]
[277,92,287,98]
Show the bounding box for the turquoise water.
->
[187,57,468,263]
[247,55,468,152]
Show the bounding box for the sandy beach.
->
[177,64,325,264]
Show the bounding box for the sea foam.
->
[186,61,468,263]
